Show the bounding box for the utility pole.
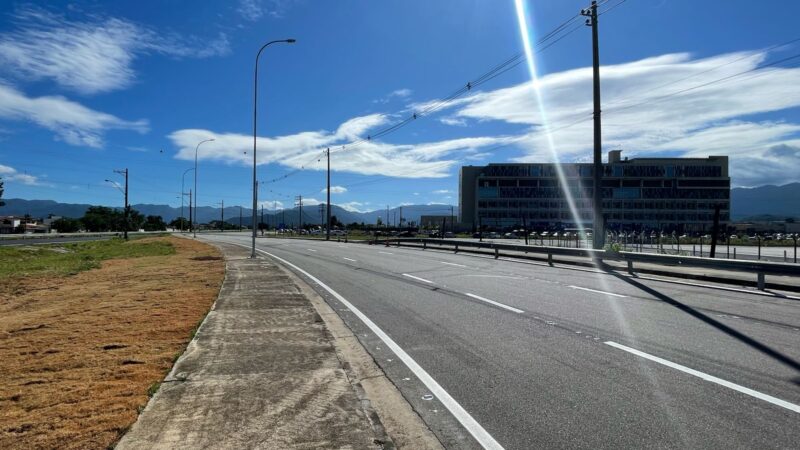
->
[450,205,454,233]
[220,200,224,232]
[239,206,243,230]
[188,189,192,232]
[581,1,605,249]
[112,169,129,240]
[399,206,403,227]
[326,148,331,241]
[295,195,303,232]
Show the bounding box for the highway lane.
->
[204,235,800,449]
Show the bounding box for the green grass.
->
[0,238,175,279]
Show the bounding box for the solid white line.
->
[402,273,434,284]
[605,341,800,414]
[342,257,357,262]
[306,249,317,252]
[568,285,627,298]
[440,261,467,268]
[251,247,505,450]
[378,251,394,255]
[465,293,525,314]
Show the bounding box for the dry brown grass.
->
[0,236,224,449]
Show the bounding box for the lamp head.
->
[286,38,296,43]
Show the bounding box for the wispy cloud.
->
[432,189,453,194]
[430,49,800,186]
[237,0,296,21]
[169,113,508,178]
[374,88,413,104]
[322,186,347,194]
[0,6,230,94]
[0,164,44,185]
[339,201,367,212]
[0,83,148,147]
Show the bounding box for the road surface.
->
[203,234,800,449]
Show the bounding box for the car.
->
[444,231,455,238]
[398,230,416,237]
[472,232,481,238]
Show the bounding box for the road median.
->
[118,240,441,449]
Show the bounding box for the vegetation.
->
[0,238,174,279]
[142,215,167,231]
[0,177,5,208]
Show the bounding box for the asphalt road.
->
[203,234,800,449]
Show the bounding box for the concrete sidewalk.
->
[117,241,439,449]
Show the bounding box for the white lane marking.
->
[378,251,394,255]
[402,273,434,284]
[460,275,526,280]
[605,341,800,414]
[343,257,357,262]
[465,293,524,314]
[250,246,505,450]
[440,261,467,268]
[306,249,317,252]
[568,285,627,298]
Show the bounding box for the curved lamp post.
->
[252,38,296,258]
[193,138,215,238]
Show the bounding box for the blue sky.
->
[1,0,799,213]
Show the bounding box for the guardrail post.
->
[423,241,427,250]
[454,244,458,253]
[494,247,499,259]
[548,253,553,266]
[757,272,765,290]
[627,260,633,275]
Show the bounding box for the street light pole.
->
[193,138,215,238]
[181,167,194,233]
[252,38,296,258]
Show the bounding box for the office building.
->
[459,150,729,233]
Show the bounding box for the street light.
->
[193,138,215,238]
[181,167,195,233]
[252,38,296,258]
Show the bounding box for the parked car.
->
[444,231,455,238]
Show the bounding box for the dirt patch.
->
[0,236,224,450]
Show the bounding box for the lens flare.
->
[513,0,586,237]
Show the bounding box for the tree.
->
[143,215,167,231]
[329,215,343,228]
[52,217,81,233]
[0,177,5,208]
[169,217,190,229]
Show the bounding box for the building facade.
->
[459,151,730,234]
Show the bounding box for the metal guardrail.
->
[374,238,800,290]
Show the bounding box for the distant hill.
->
[6,185,800,224]
[731,183,800,220]
[0,198,458,226]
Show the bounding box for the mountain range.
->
[2,183,798,224]
[0,198,457,227]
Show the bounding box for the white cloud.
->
[338,201,367,212]
[434,49,800,186]
[439,116,467,127]
[0,164,43,185]
[169,114,509,178]
[322,186,347,194]
[374,88,413,104]
[0,83,148,147]
[0,6,229,94]
[432,189,453,194]
[237,0,294,21]
[259,200,284,210]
